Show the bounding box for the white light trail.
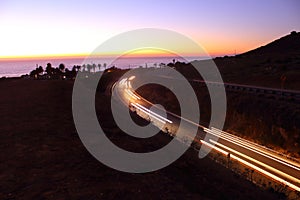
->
[205,128,300,171]
[211,127,300,168]
[128,76,136,81]
[127,81,132,89]
[230,153,300,191]
[133,103,173,124]
[119,78,127,86]
[131,103,166,124]
[209,139,300,186]
[126,89,141,100]
[117,76,300,192]
[200,140,229,156]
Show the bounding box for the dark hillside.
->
[209,31,300,89]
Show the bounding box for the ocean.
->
[0,56,203,77]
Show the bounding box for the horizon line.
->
[0,52,233,61]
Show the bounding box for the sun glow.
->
[0,48,199,61]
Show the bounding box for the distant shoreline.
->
[0,56,205,78]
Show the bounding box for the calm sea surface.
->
[0,56,204,77]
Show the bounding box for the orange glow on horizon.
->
[0,34,259,60]
[0,47,240,61]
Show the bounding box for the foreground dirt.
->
[0,79,279,199]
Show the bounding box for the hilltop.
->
[241,31,300,57]
[197,31,300,90]
[214,31,300,89]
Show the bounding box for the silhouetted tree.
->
[54,67,60,74]
[59,63,65,72]
[291,31,297,35]
[37,66,44,74]
[92,63,96,73]
[30,69,38,77]
[64,68,72,79]
[82,64,86,72]
[72,65,77,72]
[167,62,175,68]
[98,64,101,71]
[46,63,53,75]
[29,66,43,78]
[87,64,92,73]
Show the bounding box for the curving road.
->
[111,75,300,192]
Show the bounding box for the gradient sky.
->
[0,0,299,58]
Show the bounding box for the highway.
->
[111,75,300,192]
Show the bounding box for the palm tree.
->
[46,63,53,75]
[87,64,92,73]
[97,63,101,72]
[82,64,86,72]
[92,63,96,73]
[59,63,65,72]
[37,66,44,75]
[72,65,77,72]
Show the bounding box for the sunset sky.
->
[0,0,299,58]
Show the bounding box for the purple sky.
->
[0,0,299,58]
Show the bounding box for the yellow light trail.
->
[117,77,300,192]
[130,103,166,124]
[209,139,300,188]
[125,89,141,100]
[200,140,229,156]
[211,127,300,168]
[132,102,172,124]
[206,128,300,171]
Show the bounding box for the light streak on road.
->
[125,89,141,100]
[119,78,127,86]
[211,127,300,169]
[114,76,300,191]
[200,140,229,156]
[131,103,166,124]
[128,76,136,81]
[205,128,300,171]
[230,153,300,192]
[209,139,300,187]
[131,102,172,124]
[127,81,132,89]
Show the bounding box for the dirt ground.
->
[0,79,279,199]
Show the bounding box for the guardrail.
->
[192,79,300,103]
